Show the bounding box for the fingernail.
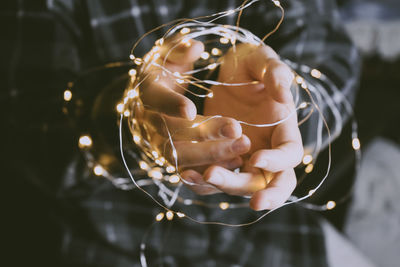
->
[220,123,234,138]
[206,171,223,186]
[253,159,268,169]
[232,138,248,153]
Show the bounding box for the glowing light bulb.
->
[211,48,221,56]
[305,164,314,173]
[134,58,143,65]
[63,90,72,101]
[128,69,137,76]
[273,0,281,7]
[116,103,124,113]
[326,201,336,210]
[169,175,180,184]
[133,135,141,144]
[166,165,176,173]
[301,82,308,89]
[127,89,139,99]
[302,154,313,165]
[299,102,308,109]
[93,165,105,176]
[176,79,184,84]
[181,37,191,47]
[180,27,190,34]
[311,69,322,79]
[295,76,304,84]
[191,140,198,144]
[155,212,164,221]
[129,54,135,60]
[191,122,200,128]
[153,53,160,60]
[155,158,164,166]
[207,92,214,98]
[166,211,174,220]
[151,151,159,158]
[352,138,361,150]
[207,63,217,70]
[149,168,163,179]
[139,161,149,170]
[123,110,130,117]
[79,135,92,148]
[176,212,185,218]
[220,37,229,44]
[219,202,229,210]
[200,52,210,60]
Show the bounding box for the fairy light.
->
[305,164,314,173]
[78,135,92,148]
[176,212,185,218]
[63,90,72,101]
[201,52,210,60]
[166,165,176,173]
[139,161,149,170]
[219,202,230,210]
[155,212,164,221]
[123,110,130,117]
[180,27,190,34]
[129,69,137,76]
[127,89,138,99]
[67,1,362,241]
[211,48,221,56]
[207,63,217,70]
[151,150,159,158]
[302,154,313,165]
[220,37,229,44]
[326,201,336,210]
[133,135,141,144]
[166,210,174,220]
[148,168,163,179]
[116,103,124,113]
[311,69,322,79]
[169,175,180,184]
[352,138,361,150]
[93,165,105,176]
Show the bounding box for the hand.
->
[199,43,304,210]
[137,36,250,182]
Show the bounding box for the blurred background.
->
[3,0,400,266]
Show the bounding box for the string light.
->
[352,138,361,150]
[63,90,72,101]
[326,201,336,210]
[93,165,105,176]
[116,103,124,113]
[68,0,361,238]
[78,135,92,148]
[302,154,313,165]
[155,212,165,221]
[166,210,174,220]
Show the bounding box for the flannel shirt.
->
[2,0,360,266]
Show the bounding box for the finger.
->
[203,166,267,196]
[250,168,297,211]
[180,169,220,195]
[140,79,197,120]
[249,115,303,172]
[170,135,251,167]
[188,156,243,174]
[160,38,205,66]
[245,45,294,103]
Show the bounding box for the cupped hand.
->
[201,43,304,210]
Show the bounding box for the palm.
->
[204,44,294,170]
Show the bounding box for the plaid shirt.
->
[2,0,360,266]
